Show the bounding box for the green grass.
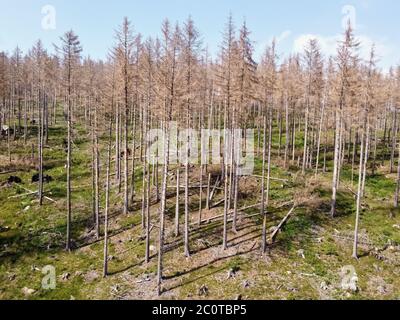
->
[1,117,400,300]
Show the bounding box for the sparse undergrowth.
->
[1,122,400,300]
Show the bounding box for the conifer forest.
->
[1,1,400,301]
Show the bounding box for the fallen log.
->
[192,202,263,226]
[18,186,56,203]
[208,176,221,205]
[211,198,225,209]
[273,200,294,210]
[167,185,221,190]
[344,185,357,197]
[270,205,296,243]
[251,175,289,182]
[0,170,17,175]
[8,192,37,199]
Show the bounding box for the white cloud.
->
[276,30,292,44]
[292,33,393,68]
[255,30,292,61]
[357,35,392,62]
[293,34,339,57]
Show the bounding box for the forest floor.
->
[1,121,400,300]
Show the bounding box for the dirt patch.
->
[367,276,394,297]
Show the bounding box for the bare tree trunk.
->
[184,114,190,257]
[263,108,273,252]
[198,163,203,226]
[94,101,100,239]
[292,109,296,163]
[394,140,400,208]
[353,124,365,259]
[372,122,378,176]
[145,157,151,263]
[206,172,211,210]
[66,97,72,251]
[232,110,239,233]
[38,89,44,206]
[144,102,151,263]
[261,115,267,252]
[175,167,180,237]
[222,102,229,250]
[103,117,112,277]
[131,101,137,206]
[123,101,129,214]
[315,93,326,176]
[390,106,397,173]
[361,122,370,199]
[115,102,120,191]
[91,101,96,224]
[302,96,309,174]
[331,107,341,218]
[284,94,289,168]
[351,131,357,184]
[157,119,170,296]
[23,91,27,145]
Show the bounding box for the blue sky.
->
[0,0,399,70]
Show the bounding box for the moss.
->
[1,119,400,300]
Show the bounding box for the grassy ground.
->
[0,120,400,300]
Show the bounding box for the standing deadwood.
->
[260,115,267,251]
[57,30,82,251]
[131,37,142,206]
[157,21,179,296]
[219,15,236,250]
[91,98,96,224]
[302,94,310,175]
[360,122,370,199]
[143,38,154,263]
[112,17,135,215]
[218,19,233,163]
[182,17,201,257]
[115,102,120,189]
[231,112,240,234]
[331,22,359,218]
[353,120,365,259]
[31,42,46,205]
[284,91,290,168]
[103,114,113,277]
[390,105,398,174]
[303,38,323,175]
[132,100,137,206]
[315,87,327,177]
[44,89,49,145]
[395,138,400,208]
[259,40,277,251]
[262,108,273,252]
[222,101,230,250]
[206,172,211,210]
[38,88,44,205]
[94,97,100,239]
[198,111,204,226]
[353,47,375,259]
[198,162,204,226]
[23,90,27,145]
[175,167,181,237]
[371,121,378,176]
[184,127,191,257]
[231,21,257,232]
[157,118,169,295]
